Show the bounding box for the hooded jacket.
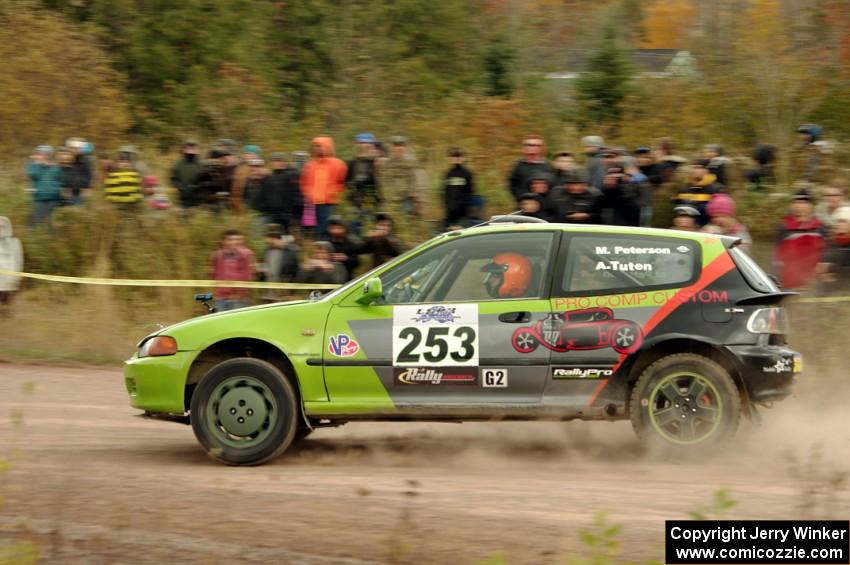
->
[254,167,302,216]
[170,154,203,207]
[300,137,348,206]
[27,161,63,202]
[444,164,474,220]
[774,215,825,290]
[550,185,603,224]
[522,171,560,221]
[508,159,549,202]
[60,155,92,198]
[345,156,381,205]
[674,173,723,227]
[0,217,23,292]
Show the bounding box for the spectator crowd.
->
[14,125,850,311]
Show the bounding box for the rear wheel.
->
[630,354,740,451]
[190,358,298,465]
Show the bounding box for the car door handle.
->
[499,311,531,323]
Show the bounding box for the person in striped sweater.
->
[103,147,142,205]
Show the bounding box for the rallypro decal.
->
[553,289,728,310]
[552,367,614,379]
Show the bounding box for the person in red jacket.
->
[774,188,826,290]
[209,229,256,311]
[300,136,348,238]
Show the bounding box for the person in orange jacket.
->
[300,136,347,237]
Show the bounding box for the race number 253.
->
[394,326,477,366]
[392,303,479,367]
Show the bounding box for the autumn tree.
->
[0,2,129,156]
[640,0,697,48]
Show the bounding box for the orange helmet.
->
[482,252,533,298]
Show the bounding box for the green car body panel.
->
[124,223,799,428]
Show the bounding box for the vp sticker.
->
[328,334,360,357]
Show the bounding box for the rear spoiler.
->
[736,292,798,306]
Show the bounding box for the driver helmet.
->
[481,252,532,298]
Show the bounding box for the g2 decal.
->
[482,368,508,388]
[512,308,642,355]
[328,334,360,357]
[393,304,479,367]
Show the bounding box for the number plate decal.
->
[392,304,479,367]
[482,368,508,388]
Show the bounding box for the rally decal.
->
[511,308,642,355]
[551,366,614,379]
[762,357,792,374]
[394,367,477,385]
[481,368,508,388]
[393,304,478,367]
[328,334,360,357]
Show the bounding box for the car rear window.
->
[729,245,778,293]
[556,234,700,296]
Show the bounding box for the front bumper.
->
[124,351,197,414]
[727,345,801,403]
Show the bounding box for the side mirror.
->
[356,277,383,306]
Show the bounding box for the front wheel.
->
[630,354,740,451]
[190,358,299,465]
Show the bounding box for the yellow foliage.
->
[640,0,698,48]
[0,4,130,157]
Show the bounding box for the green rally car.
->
[125,217,802,465]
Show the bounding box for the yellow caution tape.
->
[794,295,850,304]
[1,268,847,301]
[0,269,340,291]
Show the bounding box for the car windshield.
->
[315,235,445,301]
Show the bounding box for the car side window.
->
[380,232,556,305]
[556,235,700,296]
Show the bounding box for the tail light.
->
[746,307,789,335]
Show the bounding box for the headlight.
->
[746,307,789,334]
[138,336,178,357]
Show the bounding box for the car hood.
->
[137,299,309,346]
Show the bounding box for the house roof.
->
[545,48,693,79]
[633,49,683,74]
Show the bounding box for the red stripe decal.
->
[586,379,609,407]
[641,252,735,338]
[591,253,735,408]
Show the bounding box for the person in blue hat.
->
[345,132,382,236]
